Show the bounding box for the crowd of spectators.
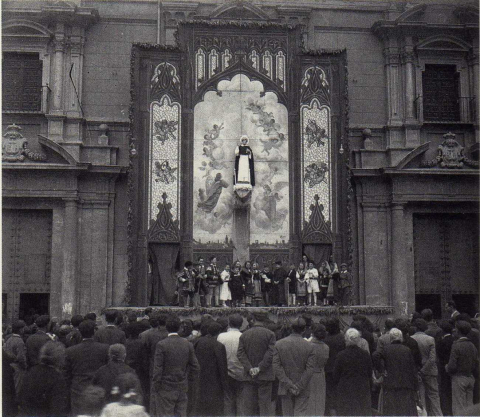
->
[2,302,479,417]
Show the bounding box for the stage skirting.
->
[104,306,395,329]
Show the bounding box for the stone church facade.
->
[2,0,478,320]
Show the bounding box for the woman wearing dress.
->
[306,262,320,306]
[308,323,330,416]
[219,264,232,307]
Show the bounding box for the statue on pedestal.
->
[234,135,255,205]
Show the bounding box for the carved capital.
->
[401,47,415,64]
[69,36,85,55]
[384,48,400,65]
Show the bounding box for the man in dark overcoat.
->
[25,315,51,368]
[152,315,200,417]
[94,310,126,346]
[65,320,109,415]
[237,309,276,416]
[273,317,316,416]
[194,321,229,416]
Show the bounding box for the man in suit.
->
[446,301,460,321]
[94,310,126,345]
[437,320,455,416]
[273,317,315,416]
[152,315,200,417]
[237,309,276,416]
[422,308,443,342]
[394,318,422,371]
[412,318,443,416]
[446,320,478,416]
[140,312,169,411]
[194,321,229,416]
[217,314,247,416]
[65,320,109,414]
[324,317,346,415]
[25,315,52,368]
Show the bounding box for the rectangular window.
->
[422,64,460,122]
[2,52,43,112]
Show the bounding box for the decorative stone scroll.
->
[302,194,333,244]
[421,132,478,168]
[2,124,46,162]
[148,193,180,243]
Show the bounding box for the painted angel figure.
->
[234,135,255,186]
[154,160,177,184]
[197,172,229,213]
[305,119,327,148]
[154,119,177,144]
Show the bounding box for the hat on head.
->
[252,309,269,322]
[340,263,347,267]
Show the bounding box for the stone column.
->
[48,23,66,142]
[52,24,65,113]
[390,202,409,317]
[468,44,479,142]
[403,40,416,121]
[61,198,78,318]
[384,45,403,149]
[402,37,421,148]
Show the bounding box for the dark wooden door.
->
[414,213,479,318]
[2,210,52,320]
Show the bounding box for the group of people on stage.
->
[176,255,352,308]
[4,303,478,417]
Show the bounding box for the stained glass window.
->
[149,95,181,222]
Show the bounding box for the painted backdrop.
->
[193,74,289,247]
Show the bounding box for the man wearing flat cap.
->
[237,309,276,416]
[273,317,316,416]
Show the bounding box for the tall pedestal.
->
[232,206,250,264]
